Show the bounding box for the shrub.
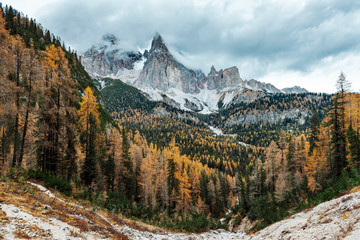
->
[27,169,72,196]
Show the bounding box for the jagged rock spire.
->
[150,33,169,53]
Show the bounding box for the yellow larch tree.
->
[140,147,157,208]
[305,125,330,192]
[264,141,281,192]
[78,87,100,131]
[176,169,192,213]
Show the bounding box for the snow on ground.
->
[238,141,252,147]
[208,125,251,147]
[209,125,223,135]
[118,69,142,85]
[137,86,222,114]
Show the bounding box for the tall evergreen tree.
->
[309,106,320,155]
[104,153,116,191]
[37,45,73,173]
[167,156,177,196]
[347,123,360,168]
[12,36,25,167]
[81,113,98,186]
[78,87,100,186]
[326,73,348,177]
[120,127,136,200]
[286,135,296,189]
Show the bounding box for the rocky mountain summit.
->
[136,33,200,94]
[82,33,309,113]
[282,85,309,93]
[82,34,143,87]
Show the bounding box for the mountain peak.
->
[282,85,308,93]
[209,65,217,75]
[102,33,118,45]
[150,33,169,53]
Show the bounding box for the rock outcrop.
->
[207,66,243,90]
[136,33,200,94]
[282,85,309,93]
[82,34,143,79]
[82,33,310,113]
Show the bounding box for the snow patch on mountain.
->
[82,33,310,113]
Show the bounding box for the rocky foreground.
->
[0,180,359,240]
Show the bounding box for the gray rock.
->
[44,205,53,211]
[207,66,243,90]
[122,226,132,235]
[136,34,200,94]
[82,34,143,78]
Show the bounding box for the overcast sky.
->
[2,0,360,93]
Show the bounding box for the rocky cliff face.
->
[282,85,309,93]
[82,34,143,83]
[207,66,243,90]
[82,33,309,113]
[135,33,200,94]
[244,79,281,92]
[224,108,309,126]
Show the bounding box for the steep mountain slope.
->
[82,34,144,88]
[136,33,200,94]
[282,85,309,93]
[82,33,310,113]
[100,75,331,147]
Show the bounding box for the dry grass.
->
[69,228,86,238]
[0,209,9,222]
[303,205,316,213]
[337,217,359,239]
[319,218,333,224]
[13,229,31,239]
[301,223,308,230]
[341,195,354,203]
[350,186,360,193]
[0,180,130,240]
[106,211,165,234]
[318,211,330,220]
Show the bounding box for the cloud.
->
[2,0,360,92]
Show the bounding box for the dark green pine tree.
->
[199,170,208,206]
[104,153,116,191]
[326,73,348,177]
[238,172,249,211]
[120,127,136,200]
[286,135,296,189]
[347,123,360,168]
[237,156,250,211]
[81,113,98,186]
[65,130,77,181]
[215,173,227,216]
[167,156,178,195]
[309,106,320,155]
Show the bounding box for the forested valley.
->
[1,5,360,233]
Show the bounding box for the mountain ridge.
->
[82,33,309,113]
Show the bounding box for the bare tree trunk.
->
[19,52,35,166]
[12,48,22,167]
